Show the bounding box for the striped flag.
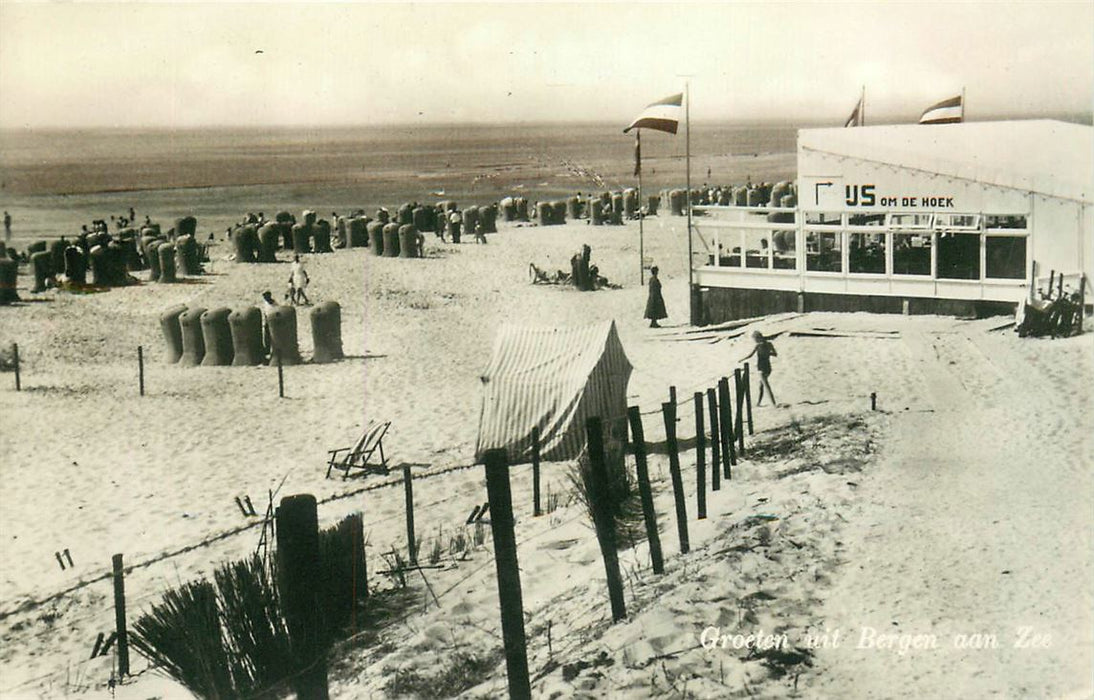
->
[845,96,864,127]
[623,93,683,134]
[919,95,963,124]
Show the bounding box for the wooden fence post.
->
[706,387,720,491]
[403,465,417,564]
[718,378,736,479]
[277,352,284,399]
[584,418,628,621]
[743,363,755,436]
[669,385,677,408]
[661,403,689,554]
[694,392,706,520]
[13,342,20,391]
[137,346,145,396]
[627,407,664,575]
[532,426,542,517]
[482,449,532,700]
[733,368,746,456]
[276,494,330,700]
[111,554,130,677]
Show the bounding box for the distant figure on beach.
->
[260,290,278,352]
[289,255,310,305]
[474,220,487,244]
[740,330,778,407]
[644,265,667,328]
[3,211,10,244]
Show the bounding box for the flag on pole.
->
[919,95,963,124]
[844,95,864,127]
[623,93,683,134]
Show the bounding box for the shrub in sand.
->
[134,514,371,698]
[568,433,644,543]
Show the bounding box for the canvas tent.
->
[475,320,632,464]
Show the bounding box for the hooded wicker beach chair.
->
[326,420,391,478]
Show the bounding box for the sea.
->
[0,122,797,242]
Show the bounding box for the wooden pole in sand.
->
[277,352,284,399]
[482,449,532,700]
[718,378,736,477]
[532,426,542,517]
[276,494,330,699]
[694,392,707,519]
[743,362,755,436]
[137,346,145,396]
[585,417,627,621]
[13,342,20,391]
[403,465,417,564]
[111,553,130,677]
[627,406,664,575]
[707,387,721,491]
[661,403,689,554]
[733,368,746,457]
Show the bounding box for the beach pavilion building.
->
[691,120,1093,323]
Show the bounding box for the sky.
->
[0,1,1091,129]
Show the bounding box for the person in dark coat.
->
[644,265,667,328]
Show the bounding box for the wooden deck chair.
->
[326,420,391,479]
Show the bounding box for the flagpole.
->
[638,129,644,286]
[685,81,693,324]
[861,85,866,126]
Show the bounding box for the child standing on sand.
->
[740,330,778,406]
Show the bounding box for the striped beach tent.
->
[475,320,633,464]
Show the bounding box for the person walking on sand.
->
[644,265,667,328]
[3,211,11,245]
[289,255,310,305]
[740,330,778,407]
[260,290,279,355]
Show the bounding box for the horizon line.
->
[1,111,1090,133]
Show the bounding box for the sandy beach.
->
[1,209,1090,698]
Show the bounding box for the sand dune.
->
[0,216,1090,698]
